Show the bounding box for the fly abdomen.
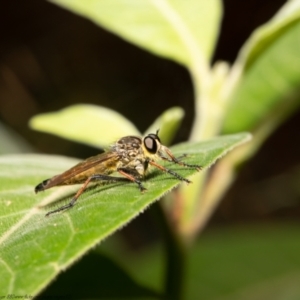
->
[35,179,50,193]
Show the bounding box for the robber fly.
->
[35,130,201,217]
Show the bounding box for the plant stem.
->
[152,202,187,300]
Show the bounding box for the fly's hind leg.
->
[45,174,131,217]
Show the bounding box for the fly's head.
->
[142,130,183,166]
[142,130,164,161]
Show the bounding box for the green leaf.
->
[0,132,249,296]
[238,0,300,70]
[49,0,222,67]
[29,104,140,148]
[144,106,184,145]
[112,224,300,300]
[186,224,300,300]
[223,0,300,135]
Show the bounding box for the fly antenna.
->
[156,129,160,137]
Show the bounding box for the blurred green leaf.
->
[223,0,300,135]
[0,133,249,296]
[49,0,222,67]
[116,224,300,300]
[186,224,300,300]
[217,273,300,300]
[144,106,184,145]
[239,0,300,70]
[29,104,140,148]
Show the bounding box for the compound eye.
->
[144,136,158,154]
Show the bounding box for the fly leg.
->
[45,174,131,217]
[160,148,202,171]
[117,168,146,192]
[149,160,192,184]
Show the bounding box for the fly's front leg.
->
[149,160,192,184]
[161,147,202,171]
[159,153,187,164]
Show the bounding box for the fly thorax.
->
[113,135,145,166]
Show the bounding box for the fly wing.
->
[36,151,120,192]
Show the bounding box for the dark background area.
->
[0,0,299,247]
